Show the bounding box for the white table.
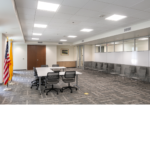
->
[36,67,82,95]
[36,67,66,72]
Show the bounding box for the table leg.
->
[74,75,80,89]
[39,77,42,95]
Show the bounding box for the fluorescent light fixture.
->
[32,38,39,40]
[110,42,119,44]
[60,39,67,41]
[68,35,77,38]
[33,33,42,36]
[34,24,47,28]
[96,45,100,46]
[105,14,127,21]
[80,28,93,32]
[37,1,60,12]
[139,38,148,41]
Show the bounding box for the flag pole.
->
[3,37,12,91]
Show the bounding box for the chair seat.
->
[110,72,118,75]
[119,74,125,77]
[132,77,140,80]
[62,78,75,83]
[47,79,59,84]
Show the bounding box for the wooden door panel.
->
[36,45,46,67]
[27,45,36,70]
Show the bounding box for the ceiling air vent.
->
[38,41,43,43]
[124,27,131,32]
[58,42,63,44]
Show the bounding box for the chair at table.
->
[44,72,60,95]
[52,64,61,73]
[31,67,45,90]
[91,62,98,73]
[41,65,48,67]
[61,71,77,93]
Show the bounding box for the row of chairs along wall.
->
[84,61,150,82]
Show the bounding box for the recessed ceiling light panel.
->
[32,38,39,40]
[37,1,60,12]
[34,24,47,28]
[33,33,42,36]
[81,28,93,32]
[68,35,77,38]
[96,45,100,46]
[105,14,127,21]
[138,38,148,40]
[60,39,67,41]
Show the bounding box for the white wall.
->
[13,44,27,70]
[84,45,93,61]
[57,45,75,61]
[46,45,57,67]
[13,44,58,69]
[0,34,7,84]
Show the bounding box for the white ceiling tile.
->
[131,0,150,10]
[15,0,38,9]
[57,5,80,15]
[62,0,90,8]
[69,15,89,21]
[54,13,73,19]
[38,0,63,3]
[83,1,108,12]
[17,7,36,16]
[131,11,150,19]
[35,10,55,17]
[19,14,35,20]
[50,18,69,24]
[95,0,117,3]
[34,16,52,24]
[33,28,46,33]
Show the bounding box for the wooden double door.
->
[27,45,46,70]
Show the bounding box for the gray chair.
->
[131,67,146,83]
[91,62,98,73]
[119,68,132,82]
[61,71,77,93]
[41,65,48,67]
[52,64,60,73]
[110,66,121,81]
[44,72,60,95]
[107,64,114,74]
[98,63,108,75]
[97,62,103,70]
[31,67,45,90]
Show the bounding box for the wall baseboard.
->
[13,69,27,71]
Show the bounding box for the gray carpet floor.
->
[0,68,150,104]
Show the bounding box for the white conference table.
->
[36,67,66,72]
[36,67,82,95]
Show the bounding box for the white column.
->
[0,33,2,84]
[0,34,7,84]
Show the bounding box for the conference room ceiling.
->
[14,0,150,44]
[0,0,24,41]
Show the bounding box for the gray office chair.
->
[131,68,146,84]
[52,64,60,73]
[41,65,48,67]
[61,71,77,93]
[110,66,121,81]
[119,68,132,82]
[98,63,108,76]
[92,62,98,72]
[85,62,92,73]
[107,64,114,74]
[31,67,45,90]
[44,72,60,95]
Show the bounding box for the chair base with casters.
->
[31,77,45,90]
[61,83,77,93]
[44,84,59,95]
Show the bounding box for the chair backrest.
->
[116,66,121,74]
[92,62,96,68]
[52,64,59,67]
[41,65,48,67]
[129,66,136,73]
[138,68,146,79]
[88,62,92,67]
[47,72,59,80]
[103,64,108,70]
[124,68,131,77]
[64,71,76,78]
[33,67,37,76]
[97,63,103,69]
